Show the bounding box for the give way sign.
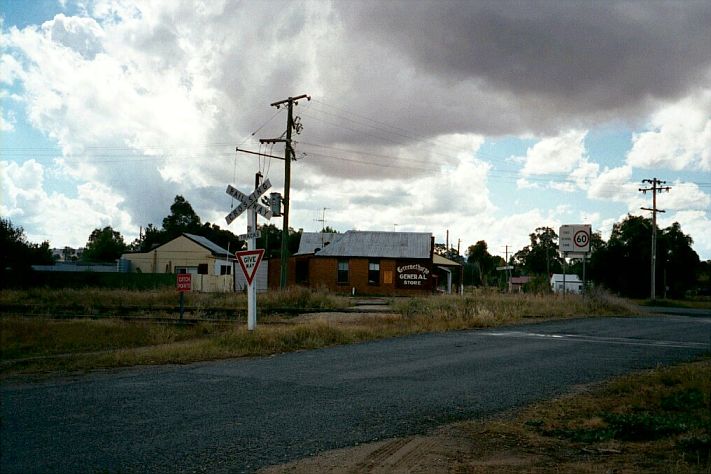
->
[236,249,265,286]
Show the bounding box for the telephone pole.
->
[260,94,310,289]
[639,178,671,301]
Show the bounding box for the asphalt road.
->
[2,315,709,473]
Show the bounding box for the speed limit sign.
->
[574,230,589,248]
[560,225,591,254]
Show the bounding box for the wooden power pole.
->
[639,178,671,301]
[260,94,309,289]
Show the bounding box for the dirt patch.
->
[258,421,548,474]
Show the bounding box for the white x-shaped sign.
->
[225,179,273,225]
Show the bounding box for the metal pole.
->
[562,254,567,297]
[582,254,586,296]
[247,172,261,331]
[179,291,184,320]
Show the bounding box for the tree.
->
[434,242,463,262]
[658,222,700,298]
[514,227,562,275]
[467,240,494,286]
[131,224,165,252]
[0,218,53,285]
[200,222,243,254]
[592,215,652,297]
[162,195,202,239]
[589,215,700,298]
[82,226,127,262]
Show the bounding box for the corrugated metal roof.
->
[313,231,431,259]
[184,233,231,257]
[433,254,462,266]
[295,232,338,255]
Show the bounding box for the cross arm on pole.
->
[270,94,310,108]
[235,147,285,161]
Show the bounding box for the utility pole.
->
[260,94,310,289]
[504,244,511,292]
[639,178,671,301]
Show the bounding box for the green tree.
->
[589,215,700,298]
[591,215,652,297]
[658,222,700,298]
[162,195,202,239]
[199,222,244,254]
[467,240,494,286]
[82,226,127,262]
[131,224,165,252]
[0,218,53,286]
[514,227,562,275]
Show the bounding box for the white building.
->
[550,273,583,294]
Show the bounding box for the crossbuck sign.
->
[224,177,273,332]
[224,179,273,225]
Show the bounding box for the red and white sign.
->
[176,273,192,292]
[236,249,265,286]
[559,224,591,255]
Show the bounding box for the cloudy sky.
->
[2,0,710,260]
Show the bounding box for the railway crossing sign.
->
[225,179,273,224]
[224,174,272,332]
[236,249,265,286]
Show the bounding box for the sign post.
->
[559,224,592,294]
[224,175,272,330]
[236,248,265,329]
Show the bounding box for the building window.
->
[368,259,380,285]
[220,265,231,275]
[337,259,349,284]
[198,263,209,275]
[176,267,197,274]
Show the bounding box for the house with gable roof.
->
[120,233,247,292]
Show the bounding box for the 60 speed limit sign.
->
[559,224,591,255]
[574,230,589,248]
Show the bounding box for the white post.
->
[247,208,257,331]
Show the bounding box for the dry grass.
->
[450,359,711,473]
[0,286,351,316]
[392,287,640,330]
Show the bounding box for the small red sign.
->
[177,273,192,292]
[236,249,265,286]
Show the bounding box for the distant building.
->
[51,247,84,262]
[550,273,583,294]
[269,230,439,295]
[433,253,463,294]
[509,276,531,293]
[120,233,246,292]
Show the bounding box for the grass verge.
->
[454,359,711,473]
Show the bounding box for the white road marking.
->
[482,331,709,349]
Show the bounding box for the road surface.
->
[1,315,709,473]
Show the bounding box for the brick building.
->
[268,231,436,296]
